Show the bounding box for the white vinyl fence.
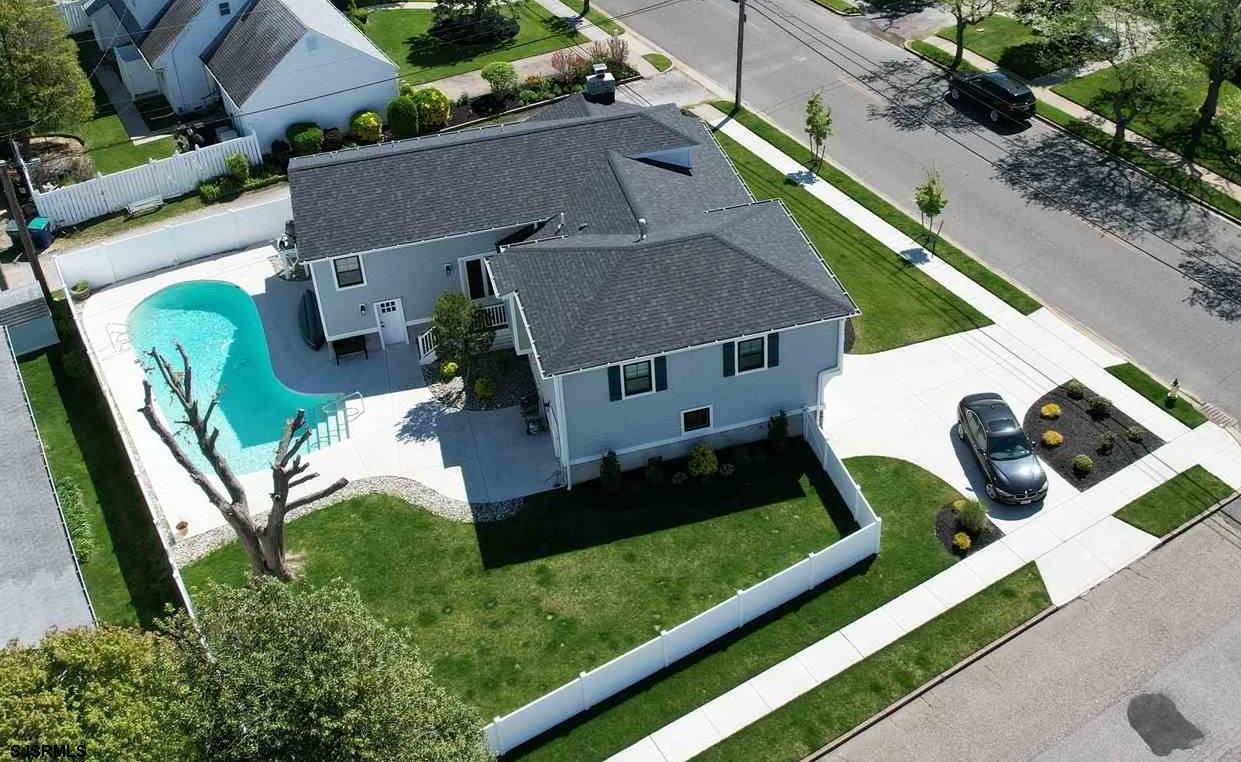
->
[483,412,882,755]
[55,0,90,33]
[33,134,263,227]
[54,194,292,289]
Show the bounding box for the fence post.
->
[659,629,670,666]
[736,588,746,628]
[806,552,816,588]
[578,672,589,711]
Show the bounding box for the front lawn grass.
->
[18,298,181,626]
[642,52,672,72]
[810,0,860,15]
[72,115,176,175]
[508,456,965,761]
[365,3,585,84]
[1106,362,1208,429]
[935,16,1077,80]
[1115,465,1234,537]
[712,102,1040,316]
[1051,49,1241,187]
[696,564,1050,761]
[184,441,855,719]
[558,0,624,35]
[908,39,982,73]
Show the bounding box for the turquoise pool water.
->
[128,281,334,475]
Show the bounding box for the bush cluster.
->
[600,449,622,493]
[1097,431,1116,454]
[720,463,736,477]
[1065,380,1086,400]
[671,471,688,486]
[952,531,972,553]
[1039,402,1061,420]
[1072,454,1094,475]
[1041,430,1064,447]
[439,361,459,380]
[350,110,382,143]
[687,444,719,478]
[1126,425,1145,443]
[286,122,324,156]
[225,152,250,184]
[957,499,988,535]
[1087,396,1112,419]
[473,376,496,400]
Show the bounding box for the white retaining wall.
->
[483,412,882,755]
[54,194,292,290]
[34,134,263,227]
[55,0,90,33]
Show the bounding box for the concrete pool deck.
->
[77,244,560,550]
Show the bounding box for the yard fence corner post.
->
[659,629,670,666]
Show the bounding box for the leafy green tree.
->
[431,0,516,43]
[0,0,95,138]
[1163,0,1241,155]
[481,61,520,100]
[166,579,490,762]
[433,291,495,370]
[915,169,948,254]
[0,626,198,761]
[942,0,1002,70]
[803,92,833,170]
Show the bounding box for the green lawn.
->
[184,442,856,719]
[71,114,176,175]
[908,39,982,73]
[1115,466,1234,537]
[712,102,1040,315]
[1051,49,1241,186]
[18,298,181,626]
[936,16,1081,80]
[365,3,585,84]
[509,456,967,761]
[559,0,624,35]
[642,52,672,72]
[810,0,860,15]
[1105,362,1208,428]
[697,564,1050,761]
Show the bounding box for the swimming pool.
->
[128,281,335,475]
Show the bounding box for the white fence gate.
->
[55,0,90,33]
[33,133,263,227]
[482,412,882,755]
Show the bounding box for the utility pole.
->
[1,160,53,303]
[734,0,746,111]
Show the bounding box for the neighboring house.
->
[135,0,235,113]
[0,283,59,357]
[0,327,94,645]
[287,96,858,484]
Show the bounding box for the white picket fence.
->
[483,414,882,755]
[55,0,90,33]
[33,134,263,228]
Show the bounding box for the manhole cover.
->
[1127,692,1204,756]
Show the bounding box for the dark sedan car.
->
[957,393,1048,505]
[949,70,1037,123]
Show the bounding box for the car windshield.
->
[989,431,1032,460]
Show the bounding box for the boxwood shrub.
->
[286,122,324,156]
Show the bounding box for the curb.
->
[806,0,863,17]
[902,41,1241,230]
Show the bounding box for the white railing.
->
[417,326,437,363]
[481,421,882,755]
[34,133,264,227]
[478,302,509,329]
[55,0,90,33]
[311,391,365,450]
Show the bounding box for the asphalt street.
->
[824,508,1241,761]
[605,0,1241,417]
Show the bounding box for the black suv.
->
[949,70,1037,123]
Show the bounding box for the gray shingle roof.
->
[140,0,209,63]
[0,330,94,645]
[0,283,51,329]
[288,103,740,261]
[203,0,305,104]
[488,202,858,374]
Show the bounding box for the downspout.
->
[553,374,571,489]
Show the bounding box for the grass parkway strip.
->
[1105,362,1208,429]
[710,101,1042,316]
[1114,466,1235,538]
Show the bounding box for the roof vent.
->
[638,217,647,240]
[584,63,615,103]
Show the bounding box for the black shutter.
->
[607,366,622,401]
[767,333,780,367]
[654,356,667,391]
[723,342,735,377]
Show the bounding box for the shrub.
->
[286,122,324,155]
[952,531,972,553]
[410,87,451,132]
[644,458,665,486]
[387,95,419,138]
[225,152,250,184]
[733,446,753,468]
[720,463,736,477]
[767,409,789,450]
[439,360,459,380]
[551,49,592,83]
[1097,431,1116,454]
[1065,379,1085,399]
[54,476,94,563]
[1072,454,1094,475]
[350,110,382,143]
[957,500,988,534]
[671,471,688,486]
[1041,430,1064,447]
[347,6,369,27]
[270,139,291,171]
[518,89,544,105]
[600,450,622,493]
[1087,396,1112,419]
[686,444,719,478]
[951,497,970,512]
[1040,402,1061,420]
[481,61,519,100]
[1127,425,1146,443]
[473,376,496,400]
[197,180,222,203]
[69,280,90,298]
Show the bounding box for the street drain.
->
[1127,692,1205,756]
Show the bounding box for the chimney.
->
[584,63,616,103]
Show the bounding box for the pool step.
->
[309,393,364,451]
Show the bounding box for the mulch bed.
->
[423,350,535,411]
[1023,381,1165,490]
[934,502,1002,557]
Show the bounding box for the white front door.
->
[374,299,407,347]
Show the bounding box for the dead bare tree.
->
[139,345,347,581]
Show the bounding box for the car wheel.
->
[950,87,961,100]
[989,109,1001,123]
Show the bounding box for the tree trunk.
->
[1186,71,1226,160]
[582,0,590,16]
[952,19,967,71]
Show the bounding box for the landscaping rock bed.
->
[1023,380,1165,490]
[934,500,1002,557]
[423,350,535,411]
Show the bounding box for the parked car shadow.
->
[948,424,1044,523]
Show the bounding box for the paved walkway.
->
[918,36,1241,206]
[603,104,1241,762]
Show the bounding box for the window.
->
[622,360,652,397]
[736,337,766,373]
[218,1,230,13]
[463,257,493,300]
[681,406,711,433]
[333,255,364,288]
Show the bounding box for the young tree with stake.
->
[915,169,949,254]
[804,92,834,171]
